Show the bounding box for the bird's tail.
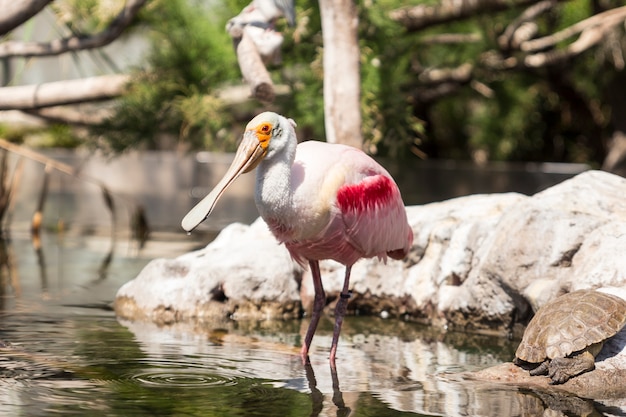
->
[386,227,414,260]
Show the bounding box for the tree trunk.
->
[319,0,362,148]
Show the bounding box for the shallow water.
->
[0,233,614,416]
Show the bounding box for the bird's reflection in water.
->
[305,363,352,417]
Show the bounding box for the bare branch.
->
[520,5,626,52]
[23,106,115,126]
[412,63,474,103]
[498,0,555,50]
[480,51,519,70]
[418,63,474,85]
[19,83,292,126]
[470,80,495,98]
[606,30,625,70]
[390,0,553,32]
[519,6,626,68]
[216,84,290,105]
[0,0,53,35]
[476,6,626,70]
[523,27,608,67]
[232,30,276,103]
[414,82,465,103]
[419,33,483,44]
[0,74,130,110]
[0,0,147,59]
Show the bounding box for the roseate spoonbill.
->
[182,112,413,365]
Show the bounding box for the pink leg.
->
[329,265,352,366]
[300,260,325,364]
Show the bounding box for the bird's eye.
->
[260,124,271,133]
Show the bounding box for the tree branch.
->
[419,33,483,44]
[23,106,115,126]
[14,82,292,126]
[498,0,554,50]
[0,74,130,110]
[0,0,147,59]
[413,63,475,103]
[0,0,53,35]
[477,6,626,69]
[489,6,626,68]
[520,5,626,53]
[522,22,618,67]
[418,63,474,85]
[389,0,553,32]
[230,28,276,103]
[414,82,466,104]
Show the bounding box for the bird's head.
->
[181,112,296,232]
[242,111,296,169]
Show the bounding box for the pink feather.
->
[265,141,413,268]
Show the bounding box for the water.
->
[0,232,609,416]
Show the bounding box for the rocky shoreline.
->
[114,169,626,398]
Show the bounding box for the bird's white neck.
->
[254,144,295,222]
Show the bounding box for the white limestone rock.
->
[115,170,626,334]
[115,218,301,323]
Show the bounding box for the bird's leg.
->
[329,266,352,366]
[301,260,325,364]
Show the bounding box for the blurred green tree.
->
[92,0,241,152]
[388,0,626,168]
[1,0,625,171]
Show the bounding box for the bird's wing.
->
[335,152,412,260]
[291,141,412,261]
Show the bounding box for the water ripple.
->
[117,357,245,389]
[130,369,239,388]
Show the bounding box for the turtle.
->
[514,289,626,384]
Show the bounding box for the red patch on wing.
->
[337,175,396,213]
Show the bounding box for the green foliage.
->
[0,123,80,148]
[90,0,623,166]
[278,0,426,156]
[0,124,28,143]
[404,0,619,164]
[274,3,326,141]
[558,0,591,32]
[93,0,240,152]
[467,76,547,160]
[44,124,84,148]
[359,1,426,158]
[51,0,123,33]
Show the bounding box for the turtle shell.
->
[515,290,626,364]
